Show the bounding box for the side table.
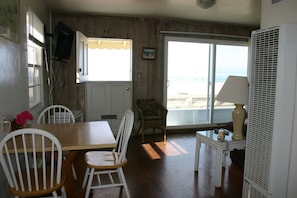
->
[194,130,246,187]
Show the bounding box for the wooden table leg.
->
[63,150,78,197]
[63,150,87,198]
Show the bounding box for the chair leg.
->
[85,168,95,198]
[82,167,90,189]
[137,124,142,134]
[142,129,144,143]
[52,191,58,198]
[61,186,67,198]
[64,156,77,181]
[163,128,167,142]
[118,167,130,198]
[72,163,77,180]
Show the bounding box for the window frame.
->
[26,10,45,110]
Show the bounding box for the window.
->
[26,11,44,108]
[88,39,132,81]
[76,31,132,82]
[165,36,248,126]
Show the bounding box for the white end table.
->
[194,130,246,188]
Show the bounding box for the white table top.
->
[196,130,246,149]
[197,130,232,141]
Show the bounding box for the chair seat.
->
[10,168,67,197]
[85,151,127,170]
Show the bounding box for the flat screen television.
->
[52,21,74,61]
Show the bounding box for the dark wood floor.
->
[74,132,244,198]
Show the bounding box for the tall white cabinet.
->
[243,24,297,198]
[82,81,132,135]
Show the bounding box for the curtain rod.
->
[160,30,250,39]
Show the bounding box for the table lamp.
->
[216,75,249,140]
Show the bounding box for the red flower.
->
[15,111,34,125]
[22,110,33,121]
[15,113,26,125]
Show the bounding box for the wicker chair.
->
[136,99,168,142]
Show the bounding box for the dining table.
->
[31,121,117,198]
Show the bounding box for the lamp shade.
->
[216,75,249,105]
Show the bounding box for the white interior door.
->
[85,82,132,135]
[76,32,133,134]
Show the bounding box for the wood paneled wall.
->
[51,13,258,112]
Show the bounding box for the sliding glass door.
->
[166,41,210,126]
[164,36,248,127]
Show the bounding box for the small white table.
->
[194,130,246,188]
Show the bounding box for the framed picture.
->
[142,48,156,60]
[0,0,19,42]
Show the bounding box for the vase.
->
[11,119,23,131]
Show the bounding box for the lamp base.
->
[232,104,246,140]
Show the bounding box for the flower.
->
[15,111,34,125]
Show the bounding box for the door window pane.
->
[167,41,210,126]
[88,39,132,81]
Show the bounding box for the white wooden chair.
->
[0,128,66,198]
[37,105,75,124]
[37,104,77,180]
[82,110,134,198]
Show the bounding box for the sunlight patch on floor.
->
[169,141,189,154]
[155,141,188,156]
[142,141,189,160]
[142,143,161,160]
